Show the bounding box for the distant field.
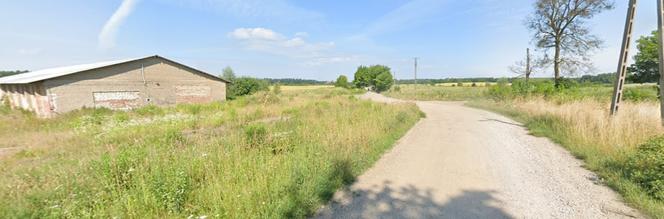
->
[279,85,334,91]
[435,82,497,87]
[385,83,659,103]
[385,84,488,101]
[0,88,422,218]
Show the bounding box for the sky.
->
[0,0,659,81]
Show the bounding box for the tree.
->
[352,65,392,90]
[628,30,660,83]
[526,0,614,86]
[227,77,268,100]
[221,66,236,82]
[374,72,394,92]
[353,66,372,88]
[335,75,350,88]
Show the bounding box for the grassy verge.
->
[384,85,487,101]
[467,99,664,218]
[0,88,422,218]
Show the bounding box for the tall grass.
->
[0,88,422,218]
[384,84,487,101]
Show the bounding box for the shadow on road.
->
[479,118,524,127]
[316,180,513,219]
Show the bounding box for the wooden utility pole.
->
[658,0,664,125]
[526,48,532,81]
[414,57,419,85]
[610,0,638,115]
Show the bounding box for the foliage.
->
[228,77,269,100]
[352,65,392,90]
[221,66,236,82]
[625,136,664,201]
[273,83,282,94]
[397,77,504,84]
[526,0,614,83]
[623,86,659,102]
[579,73,615,84]
[628,30,660,83]
[374,72,394,92]
[555,77,578,89]
[334,75,350,88]
[263,78,330,86]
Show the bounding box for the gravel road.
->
[315,92,643,219]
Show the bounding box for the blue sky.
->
[0,0,658,80]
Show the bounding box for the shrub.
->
[273,83,282,94]
[228,77,269,100]
[457,82,463,87]
[532,80,556,96]
[511,79,534,96]
[487,80,512,100]
[335,75,350,88]
[625,135,664,200]
[624,86,658,102]
[471,82,477,87]
[555,77,578,90]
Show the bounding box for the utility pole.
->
[414,57,419,85]
[658,0,664,125]
[610,0,638,115]
[526,48,531,81]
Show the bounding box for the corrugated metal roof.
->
[0,55,229,84]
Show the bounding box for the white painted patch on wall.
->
[93,91,141,110]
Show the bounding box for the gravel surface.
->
[315,92,643,219]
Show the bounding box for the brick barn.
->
[0,55,229,117]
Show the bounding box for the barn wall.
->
[42,57,226,114]
[0,83,52,117]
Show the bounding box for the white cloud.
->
[228,28,284,41]
[98,0,140,50]
[228,27,357,66]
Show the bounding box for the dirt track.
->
[315,93,642,219]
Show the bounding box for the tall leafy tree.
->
[353,66,372,88]
[628,30,660,83]
[374,72,394,92]
[352,65,393,92]
[221,66,236,82]
[527,0,614,86]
